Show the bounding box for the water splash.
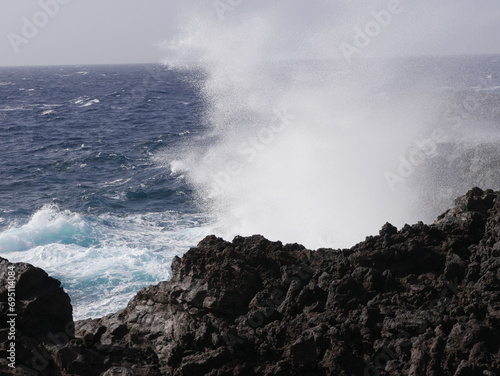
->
[160,3,500,249]
[0,205,210,319]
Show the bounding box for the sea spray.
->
[160,2,456,248]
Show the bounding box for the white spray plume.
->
[159,2,464,248]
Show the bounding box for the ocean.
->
[0,64,212,318]
[1,56,499,319]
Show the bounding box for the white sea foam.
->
[73,96,100,107]
[0,205,211,319]
[73,97,86,104]
[0,105,28,112]
[81,99,100,107]
[42,104,63,108]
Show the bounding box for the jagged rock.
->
[1,188,500,375]
[0,258,74,375]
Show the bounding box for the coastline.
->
[1,187,499,375]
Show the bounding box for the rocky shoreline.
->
[1,187,500,375]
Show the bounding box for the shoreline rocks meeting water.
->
[1,187,500,375]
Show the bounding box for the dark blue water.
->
[0,64,207,217]
[0,64,212,318]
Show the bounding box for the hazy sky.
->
[1,0,499,67]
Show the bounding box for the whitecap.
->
[81,98,100,107]
[42,104,63,108]
[0,205,96,253]
[73,96,87,104]
[0,106,26,112]
[0,206,211,319]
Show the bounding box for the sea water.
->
[0,64,212,318]
[1,58,499,319]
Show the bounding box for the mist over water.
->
[162,3,500,248]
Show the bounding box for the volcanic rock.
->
[1,188,500,375]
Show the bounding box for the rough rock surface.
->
[1,188,500,375]
[0,257,74,375]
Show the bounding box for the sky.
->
[0,0,499,67]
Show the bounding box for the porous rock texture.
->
[1,188,499,375]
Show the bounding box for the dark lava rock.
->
[0,258,74,375]
[2,188,500,375]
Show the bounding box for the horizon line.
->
[1,53,500,69]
